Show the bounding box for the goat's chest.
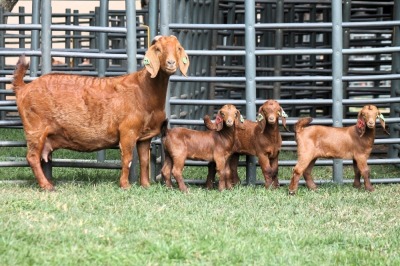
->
[138,110,166,140]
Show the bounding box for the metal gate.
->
[0,0,399,186]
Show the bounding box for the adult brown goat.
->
[12,35,189,191]
[288,105,389,195]
[161,104,244,192]
[204,100,289,189]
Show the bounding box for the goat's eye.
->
[220,112,225,117]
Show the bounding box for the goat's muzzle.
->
[367,120,375,129]
[225,119,234,127]
[268,116,276,124]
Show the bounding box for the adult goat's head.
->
[143,35,190,78]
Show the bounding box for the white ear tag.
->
[256,113,264,122]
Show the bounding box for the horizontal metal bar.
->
[170,73,400,83]
[0,120,22,126]
[169,98,400,107]
[169,21,400,30]
[0,141,26,147]
[0,24,147,33]
[0,50,141,59]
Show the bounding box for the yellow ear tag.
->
[378,113,385,121]
[256,113,264,122]
[143,57,150,65]
[182,57,188,64]
[280,110,288,118]
[240,115,244,123]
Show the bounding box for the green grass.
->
[1,128,400,264]
[1,182,400,265]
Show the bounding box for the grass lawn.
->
[1,127,400,265]
[1,182,400,265]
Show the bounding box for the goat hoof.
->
[120,183,131,190]
[365,186,375,192]
[40,183,55,191]
[288,190,296,196]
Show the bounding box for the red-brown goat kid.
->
[288,105,389,195]
[161,104,244,192]
[205,100,289,189]
[12,35,189,191]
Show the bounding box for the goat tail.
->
[295,117,313,132]
[160,119,169,138]
[12,55,29,91]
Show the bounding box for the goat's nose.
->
[367,121,375,128]
[167,59,176,66]
[226,119,234,126]
[268,116,276,123]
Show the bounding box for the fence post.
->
[389,0,400,161]
[331,0,344,184]
[244,0,257,185]
[41,0,52,179]
[125,0,139,184]
[30,0,40,77]
[96,0,108,164]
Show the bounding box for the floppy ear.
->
[178,47,190,77]
[356,110,366,137]
[257,107,266,132]
[279,107,290,132]
[204,115,216,130]
[215,113,224,131]
[235,110,245,129]
[203,114,223,131]
[377,112,390,135]
[143,45,160,78]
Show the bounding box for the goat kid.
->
[161,104,244,192]
[12,35,189,191]
[205,100,289,189]
[288,105,389,195]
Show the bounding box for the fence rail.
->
[1,0,399,186]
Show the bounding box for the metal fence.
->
[1,0,400,186]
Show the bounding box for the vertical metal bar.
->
[273,0,283,99]
[125,0,139,183]
[148,0,158,40]
[160,0,171,119]
[244,0,257,185]
[342,0,351,117]
[18,7,25,48]
[331,0,344,184]
[65,8,71,67]
[41,0,52,179]
[389,0,400,160]
[125,0,137,73]
[0,7,5,121]
[30,0,40,84]
[41,0,52,74]
[97,0,108,163]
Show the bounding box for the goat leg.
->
[270,157,280,189]
[355,159,374,192]
[25,130,54,191]
[205,162,216,189]
[171,163,188,192]
[303,159,317,190]
[161,155,173,188]
[352,159,362,189]
[259,156,274,189]
[229,154,241,186]
[137,140,151,188]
